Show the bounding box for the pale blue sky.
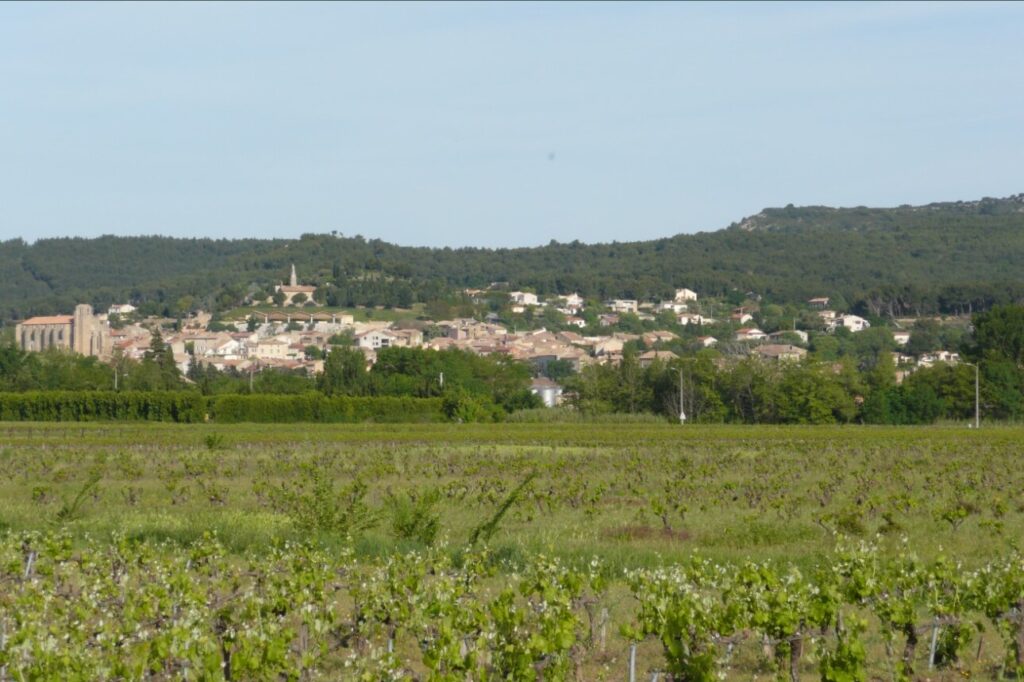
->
[1,1,1022,247]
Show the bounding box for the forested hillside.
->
[2,195,1023,322]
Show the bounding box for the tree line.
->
[3,196,1024,323]
[563,305,1024,424]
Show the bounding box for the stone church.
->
[274,264,317,306]
[15,304,111,358]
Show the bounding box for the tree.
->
[141,329,182,389]
[318,346,368,396]
[905,319,941,357]
[292,293,308,305]
[543,359,575,382]
[970,305,1024,365]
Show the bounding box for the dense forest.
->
[2,194,1023,323]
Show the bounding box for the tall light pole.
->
[678,368,686,424]
[963,361,980,429]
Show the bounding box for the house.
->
[530,377,564,408]
[509,291,539,306]
[753,344,807,362]
[655,301,689,314]
[677,313,711,326]
[893,330,911,346]
[674,288,698,302]
[817,310,838,322]
[638,350,678,368]
[735,328,767,342]
[807,297,831,310]
[559,293,584,310]
[356,329,399,350]
[696,336,718,348]
[108,303,136,316]
[565,316,586,328]
[918,350,960,367]
[831,314,871,333]
[390,328,424,347]
[250,338,290,359]
[767,329,809,345]
[642,330,677,346]
[593,337,625,357]
[605,299,638,314]
[730,312,753,325]
[598,314,620,327]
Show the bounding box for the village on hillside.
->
[13,265,969,405]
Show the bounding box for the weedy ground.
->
[1,422,1021,679]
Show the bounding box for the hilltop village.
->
[12,265,970,405]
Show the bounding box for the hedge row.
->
[0,391,207,423]
[0,392,446,424]
[208,394,445,423]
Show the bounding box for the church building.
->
[15,304,111,357]
[274,264,317,306]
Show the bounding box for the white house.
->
[677,313,712,326]
[656,301,689,314]
[606,299,638,314]
[735,328,767,342]
[108,304,136,316]
[356,329,399,350]
[674,288,698,302]
[696,336,718,348]
[530,377,564,408]
[918,350,960,367]
[509,291,539,306]
[832,314,871,333]
[893,330,911,346]
[559,293,584,310]
[565,316,586,328]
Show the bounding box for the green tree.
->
[971,304,1024,365]
[318,346,368,396]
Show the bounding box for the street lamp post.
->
[678,368,686,424]
[963,362,980,429]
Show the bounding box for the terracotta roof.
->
[20,315,74,325]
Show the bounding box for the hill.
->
[2,194,1024,322]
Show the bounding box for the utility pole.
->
[974,363,980,429]
[963,362,980,429]
[678,368,686,424]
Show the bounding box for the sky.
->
[1,2,1023,248]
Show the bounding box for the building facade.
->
[15,304,110,357]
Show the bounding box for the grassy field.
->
[2,422,1022,679]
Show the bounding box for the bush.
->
[386,489,441,546]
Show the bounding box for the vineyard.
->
[1,422,1023,679]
